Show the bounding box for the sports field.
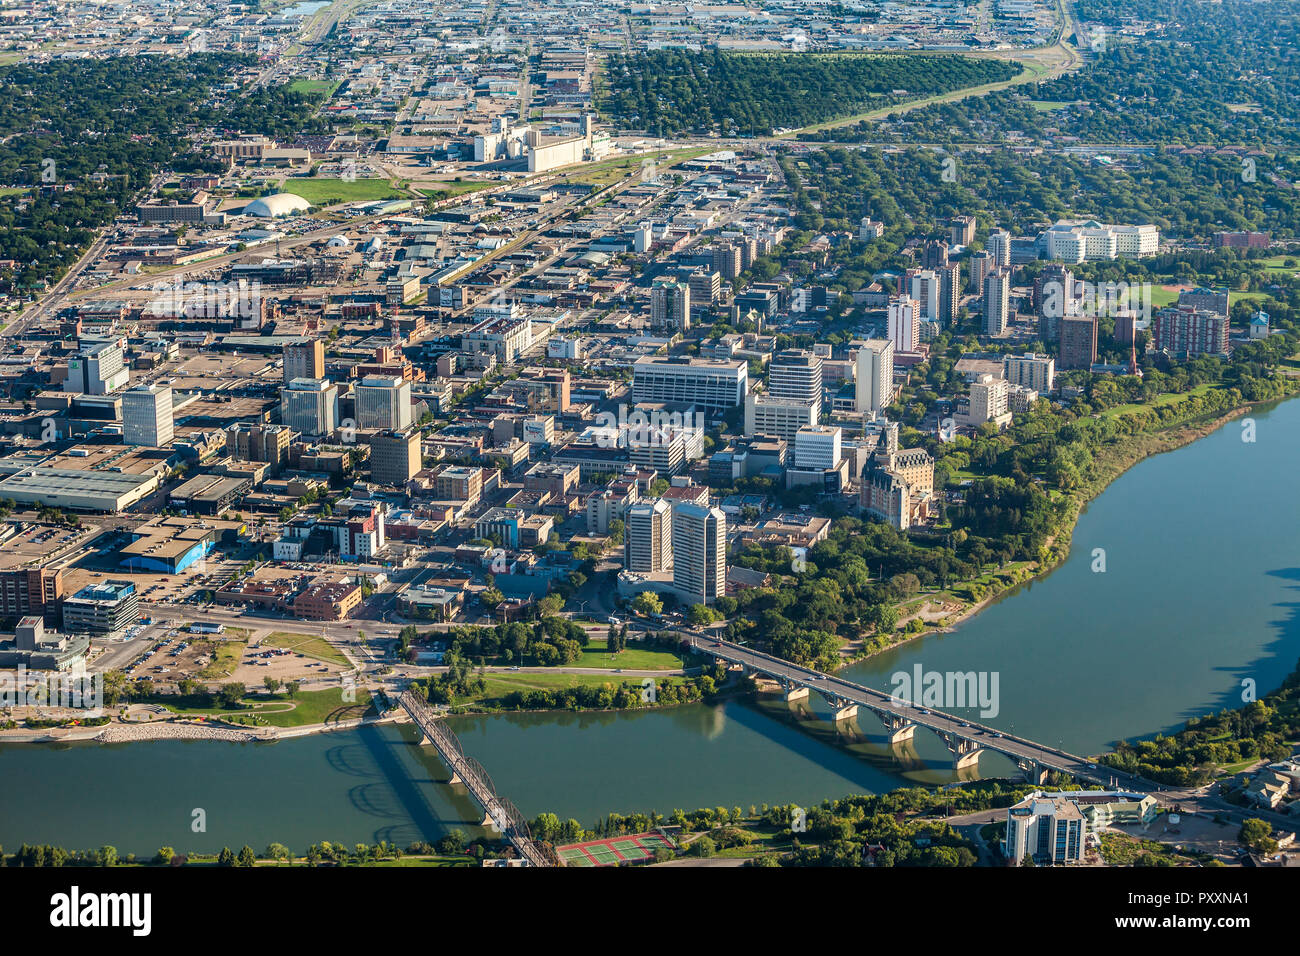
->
[556,831,676,867]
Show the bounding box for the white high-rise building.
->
[794,425,841,470]
[281,377,338,437]
[909,269,940,321]
[984,269,1011,336]
[354,375,413,431]
[122,383,174,447]
[769,349,823,421]
[671,502,726,606]
[632,356,747,411]
[744,393,818,442]
[64,338,130,395]
[854,338,894,415]
[988,230,1012,267]
[887,296,920,353]
[624,498,673,574]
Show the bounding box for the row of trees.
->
[598,49,1018,137]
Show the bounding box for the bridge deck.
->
[397,691,556,867]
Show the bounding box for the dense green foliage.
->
[811,0,1300,147]
[789,145,1300,242]
[598,50,1019,136]
[0,54,334,295]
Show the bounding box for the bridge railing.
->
[398,691,557,867]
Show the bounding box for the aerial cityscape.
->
[0,0,1296,917]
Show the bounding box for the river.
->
[4,397,1298,855]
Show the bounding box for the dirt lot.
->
[229,632,346,688]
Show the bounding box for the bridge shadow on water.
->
[339,722,482,845]
[728,692,981,789]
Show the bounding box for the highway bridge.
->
[684,634,1156,790]
[396,691,557,867]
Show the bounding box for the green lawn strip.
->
[262,631,351,666]
[281,177,406,205]
[418,180,494,201]
[574,638,686,670]
[455,671,689,705]
[158,688,374,728]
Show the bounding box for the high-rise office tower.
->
[281,377,338,437]
[671,502,726,606]
[283,338,325,384]
[650,277,691,331]
[624,498,673,574]
[984,269,1011,336]
[354,375,413,431]
[122,383,174,447]
[854,338,894,415]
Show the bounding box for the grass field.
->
[454,671,689,706]
[287,78,339,98]
[574,638,686,671]
[281,177,405,205]
[262,631,351,666]
[1098,382,1223,419]
[565,147,715,188]
[419,180,494,201]
[161,688,373,728]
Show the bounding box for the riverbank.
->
[0,711,402,745]
[831,396,1284,673]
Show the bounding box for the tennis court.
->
[556,831,677,867]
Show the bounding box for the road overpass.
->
[684,634,1156,790]
[395,690,556,867]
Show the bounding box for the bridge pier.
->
[939,732,984,772]
[448,770,464,786]
[832,703,859,723]
[784,685,810,703]
[1017,759,1049,785]
[875,710,916,744]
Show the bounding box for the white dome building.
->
[245,193,312,217]
[326,235,352,248]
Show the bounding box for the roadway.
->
[684,632,1151,788]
